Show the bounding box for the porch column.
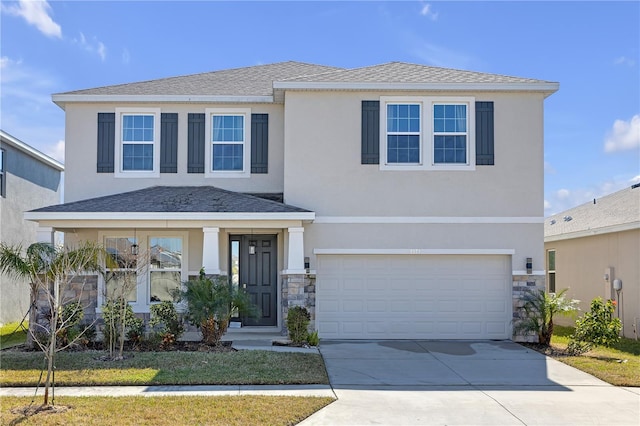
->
[283,227,306,275]
[202,227,221,275]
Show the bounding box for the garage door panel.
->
[317,254,512,339]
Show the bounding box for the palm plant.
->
[513,288,579,345]
[0,241,104,405]
[178,272,258,345]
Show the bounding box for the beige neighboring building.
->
[544,184,640,339]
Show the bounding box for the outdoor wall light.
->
[604,273,609,281]
[249,241,256,255]
[304,257,310,270]
[130,244,139,256]
[526,257,532,274]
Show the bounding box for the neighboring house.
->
[25,61,558,340]
[0,130,64,325]
[545,184,640,339]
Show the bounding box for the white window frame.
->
[114,107,161,178]
[205,107,251,178]
[98,230,188,313]
[380,96,476,171]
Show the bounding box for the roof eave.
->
[52,94,275,109]
[273,81,560,96]
[24,211,316,222]
[0,130,65,171]
[544,221,640,242]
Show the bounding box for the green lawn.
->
[0,322,28,349]
[1,350,329,386]
[547,325,640,387]
[0,395,335,425]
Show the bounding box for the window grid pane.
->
[387,103,420,164]
[123,115,154,142]
[433,104,467,164]
[212,115,244,171]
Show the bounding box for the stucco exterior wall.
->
[63,102,285,203]
[282,90,546,269]
[0,141,62,324]
[545,229,640,339]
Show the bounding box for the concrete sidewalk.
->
[0,384,334,398]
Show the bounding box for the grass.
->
[546,325,640,387]
[0,350,329,386]
[0,395,335,425]
[0,322,28,350]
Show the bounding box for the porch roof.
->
[25,186,314,222]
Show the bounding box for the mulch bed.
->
[520,342,569,357]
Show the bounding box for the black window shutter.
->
[361,101,380,164]
[251,113,269,173]
[160,113,178,173]
[475,102,494,166]
[97,113,115,173]
[187,113,205,173]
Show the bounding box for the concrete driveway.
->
[301,340,640,425]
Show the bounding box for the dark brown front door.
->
[232,235,277,326]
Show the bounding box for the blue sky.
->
[1,0,638,215]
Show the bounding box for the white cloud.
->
[408,41,476,69]
[122,48,131,65]
[45,139,65,162]
[72,32,107,61]
[614,56,636,67]
[419,3,439,21]
[556,189,570,200]
[545,177,636,216]
[2,0,61,38]
[630,175,640,184]
[604,114,640,153]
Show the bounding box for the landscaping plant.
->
[149,301,184,349]
[567,297,622,355]
[286,306,310,345]
[0,241,104,406]
[179,271,258,345]
[513,288,579,345]
[101,299,144,356]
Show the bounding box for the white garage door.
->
[316,254,512,340]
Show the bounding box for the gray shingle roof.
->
[55,61,556,99]
[280,61,553,84]
[30,186,310,213]
[57,62,343,97]
[545,185,640,238]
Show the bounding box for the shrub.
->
[150,301,184,348]
[307,330,319,346]
[287,306,310,345]
[568,298,622,355]
[513,288,579,345]
[101,299,143,350]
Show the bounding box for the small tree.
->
[0,241,104,406]
[514,288,579,345]
[178,272,258,346]
[567,298,622,355]
[102,247,149,359]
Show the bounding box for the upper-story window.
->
[386,104,421,164]
[433,104,468,164]
[380,96,475,171]
[115,108,161,178]
[205,108,251,178]
[0,148,5,197]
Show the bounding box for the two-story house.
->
[1,130,64,324]
[26,61,558,340]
